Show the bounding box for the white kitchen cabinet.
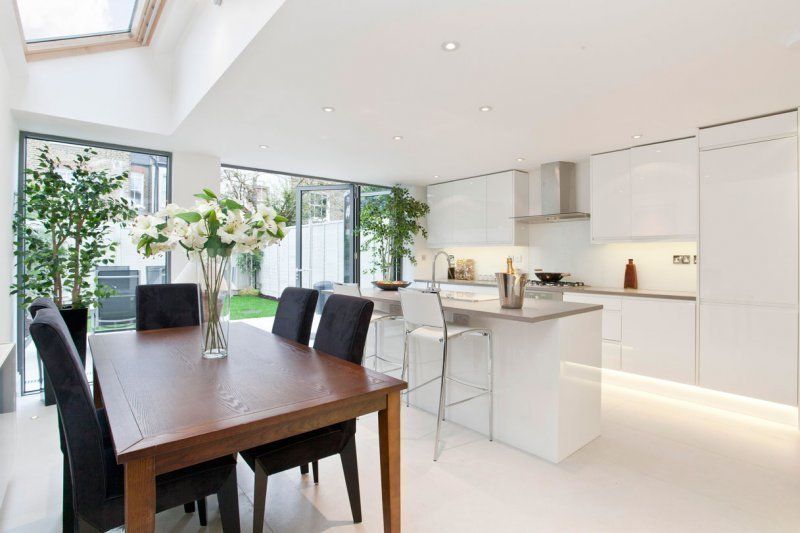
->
[562,293,622,369]
[621,298,696,384]
[699,135,798,306]
[451,176,486,244]
[590,150,631,241]
[485,171,529,244]
[426,180,457,247]
[698,303,798,405]
[630,137,698,239]
[426,171,528,247]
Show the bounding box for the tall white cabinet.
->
[698,111,799,406]
[426,170,528,247]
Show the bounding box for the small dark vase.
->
[624,259,638,289]
[42,306,89,406]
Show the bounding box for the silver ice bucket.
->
[496,272,528,309]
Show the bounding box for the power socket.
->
[673,255,691,265]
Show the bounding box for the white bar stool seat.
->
[332,283,403,372]
[398,289,493,461]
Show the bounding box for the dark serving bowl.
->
[372,280,412,291]
[534,272,570,283]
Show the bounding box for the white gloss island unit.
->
[360,288,603,463]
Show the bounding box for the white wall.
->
[0,50,18,342]
[169,152,221,276]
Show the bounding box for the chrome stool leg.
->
[373,320,380,371]
[434,337,449,461]
[486,331,493,441]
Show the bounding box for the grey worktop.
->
[360,288,602,324]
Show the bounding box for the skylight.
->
[13,0,164,61]
[17,0,142,43]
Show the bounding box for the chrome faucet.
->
[427,251,450,292]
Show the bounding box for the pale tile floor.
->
[2,383,800,532]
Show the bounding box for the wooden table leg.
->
[125,457,156,533]
[379,390,401,532]
[92,364,104,408]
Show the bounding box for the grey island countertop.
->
[360,288,602,324]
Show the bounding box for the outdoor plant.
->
[359,186,429,281]
[131,188,286,357]
[12,145,135,309]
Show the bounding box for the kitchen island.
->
[361,288,602,463]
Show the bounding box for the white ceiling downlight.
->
[479,106,493,112]
[632,134,643,139]
[393,135,404,141]
[259,144,269,149]
[322,107,335,112]
[516,157,525,162]
[441,41,460,51]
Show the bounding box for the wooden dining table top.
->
[89,321,407,464]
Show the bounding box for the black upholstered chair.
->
[135,283,200,331]
[135,283,209,524]
[30,308,241,532]
[271,287,319,345]
[241,294,374,533]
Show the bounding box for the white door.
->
[621,298,696,384]
[630,138,698,239]
[451,176,486,244]
[485,171,513,243]
[699,136,798,305]
[591,150,631,241]
[698,303,798,405]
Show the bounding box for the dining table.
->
[89,321,407,532]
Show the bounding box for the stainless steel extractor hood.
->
[512,161,590,224]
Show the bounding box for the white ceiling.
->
[16,0,800,187]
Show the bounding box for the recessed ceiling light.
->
[259,144,269,149]
[322,106,335,113]
[433,175,440,179]
[30,415,39,420]
[393,135,404,141]
[479,105,493,112]
[441,41,460,52]
[632,134,643,139]
[516,157,525,162]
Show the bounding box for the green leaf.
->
[175,212,202,223]
[194,193,213,201]
[274,214,288,223]
[202,188,218,199]
[220,198,244,211]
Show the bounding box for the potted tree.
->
[13,145,135,402]
[359,186,429,290]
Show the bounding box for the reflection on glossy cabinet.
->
[590,150,631,241]
[621,298,696,384]
[451,176,486,244]
[426,180,457,246]
[698,303,798,406]
[630,137,698,239]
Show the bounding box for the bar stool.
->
[398,289,493,461]
[332,282,403,372]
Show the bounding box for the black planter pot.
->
[42,306,89,406]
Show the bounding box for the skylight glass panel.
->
[16,0,141,43]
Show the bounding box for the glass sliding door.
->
[295,184,359,296]
[17,134,171,395]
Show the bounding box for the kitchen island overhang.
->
[361,289,603,463]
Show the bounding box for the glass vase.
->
[196,250,232,359]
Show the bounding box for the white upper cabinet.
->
[451,176,487,244]
[630,138,698,239]
[591,150,631,241]
[426,171,528,247]
[591,138,699,242]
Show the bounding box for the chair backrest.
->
[30,296,58,319]
[29,309,106,513]
[313,294,374,365]
[272,287,319,345]
[135,283,200,331]
[332,282,362,297]
[399,289,445,328]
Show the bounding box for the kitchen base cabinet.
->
[563,293,622,371]
[621,298,696,384]
[698,303,798,406]
[602,341,621,370]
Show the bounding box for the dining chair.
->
[399,288,493,461]
[135,283,200,331]
[271,287,319,345]
[240,294,374,533]
[135,283,208,524]
[332,282,403,372]
[30,308,241,532]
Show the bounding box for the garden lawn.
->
[230,295,279,320]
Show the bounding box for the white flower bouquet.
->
[132,188,287,358]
